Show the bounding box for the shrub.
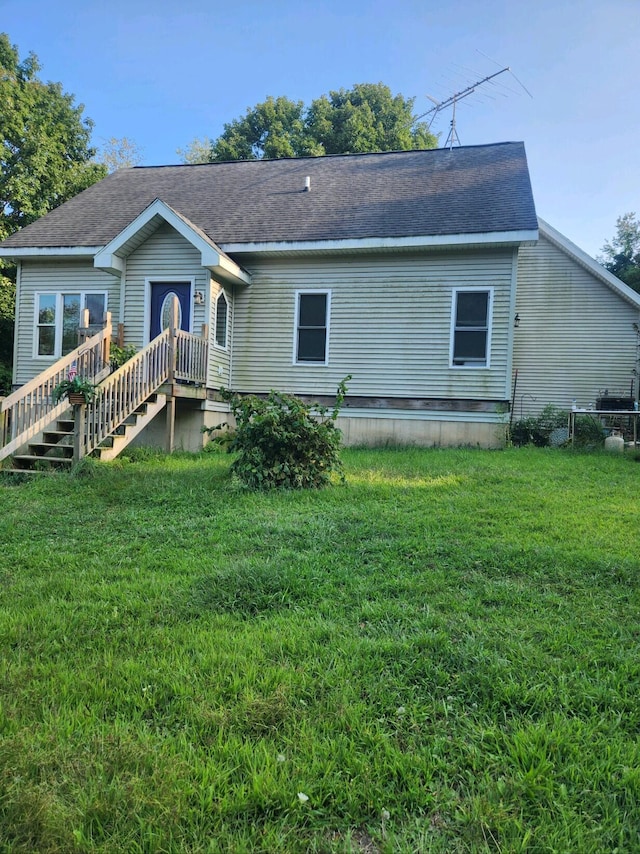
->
[510,404,605,448]
[0,363,11,396]
[109,343,137,371]
[207,377,351,490]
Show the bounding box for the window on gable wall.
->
[451,289,492,367]
[295,291,330,364]
[35,292,107,357]
[215,291,228,349]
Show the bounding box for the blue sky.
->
[2,0,638,258]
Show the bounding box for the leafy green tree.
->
[306,83,436,155]
[0,32,106,381]
[204,83,437,162]
[211,95,318,161]
[599,212,640,292]
[0,276,14,392]
[0,33,106,241]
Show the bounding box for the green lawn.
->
[1,447,639,853]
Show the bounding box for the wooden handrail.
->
[175,329,208,384]
[77,326,209,459]
[0,315,112,462]
[77,329,172,458]
[1,310,209,464]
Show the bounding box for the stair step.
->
[28,443,74,457]
[11,455,72,470]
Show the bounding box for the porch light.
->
[514,313,521,328]
[194,291,205,305]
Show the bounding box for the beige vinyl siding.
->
[514,234,640,418]
[231,249,515,400]
[14,259,119,386]
[124,222,209,347]
[208,281,232,387]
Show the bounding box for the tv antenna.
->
[417,61,532,148]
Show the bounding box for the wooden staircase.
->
[9,394,168,470]
[1,299,208,473]
[93,392,167,462]
[11,417,75,471]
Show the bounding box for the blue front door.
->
[149,282,191,340]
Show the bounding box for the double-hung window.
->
[451,288,492,367]
[35,292,107,357]
[294,290,330,365]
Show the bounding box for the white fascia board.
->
[213,252,252,285]
[94,253,125,275]
[0,246,103,259]
[538,218,640,309]
[94,199,200,266]
[93,198,250,285]
[219,229,539,255]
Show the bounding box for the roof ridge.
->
[132,141,525,170]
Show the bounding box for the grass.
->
[1,446,639,852]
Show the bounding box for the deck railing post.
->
[73,403,86,463]
[167,297,179,384]
[0,398,6,447]
[102,312,112,372]
[164,297,180,452]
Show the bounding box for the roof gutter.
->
[0,246,103,260]
[220,229,539,255]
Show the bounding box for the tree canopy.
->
[0,33,106,242]
[0,32,107,382]
[599,212,640,293]
[96,136,143,173]
[179,83,438,164]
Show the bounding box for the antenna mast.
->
[420,67,511,149]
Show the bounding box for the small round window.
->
[160,293,183,330]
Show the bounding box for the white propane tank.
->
[605,430,625,453]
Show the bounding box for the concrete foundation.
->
[336,414,507,448]
[132,403,507,452]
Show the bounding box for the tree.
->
[0,32,106,381]
[202,83,437,162]
[96,136,143,172]
[599,212,640,292]
[211,95,317,161]
[176,136,214,165]
[306,83,436,155]
[0,276,14,392]
[0,33,106,241]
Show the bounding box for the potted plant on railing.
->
[52,377,97,406]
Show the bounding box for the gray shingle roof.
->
[0,142,537,249]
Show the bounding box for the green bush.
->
[109,343,137,370]
[510,404,604,448]
[0,362,12,396]
[207,377,351,490]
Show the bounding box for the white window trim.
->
[143,277,195,345]
[213,290,229,351]
[293,289,331,366]
[449,287,494,369]
[33,291,107,359]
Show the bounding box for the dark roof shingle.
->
[0,142,537,249]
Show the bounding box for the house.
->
[0,141,638,467]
